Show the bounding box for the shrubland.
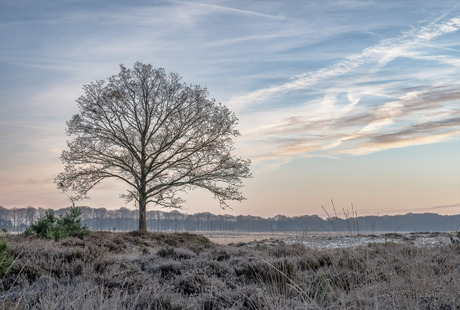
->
[0,231,459,309]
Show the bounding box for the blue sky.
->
[1,0,460,217]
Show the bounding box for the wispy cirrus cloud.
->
[228,16,460,110]
[233,15,460,162]
[170,1,285,20]
[238,83,460,161]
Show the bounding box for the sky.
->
[1,0,460,218]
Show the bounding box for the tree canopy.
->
[56,62,251,230]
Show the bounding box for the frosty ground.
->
[204,231,452,248]
[1,231,459,309]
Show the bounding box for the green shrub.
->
[0,239,14,276]
[25,207,90,241]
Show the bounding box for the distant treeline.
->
[0,206,459,233]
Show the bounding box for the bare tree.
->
[56,62,251,231]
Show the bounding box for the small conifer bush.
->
[0,239,14,276]
[25,207,90,241]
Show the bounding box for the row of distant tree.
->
[0,206,459,233]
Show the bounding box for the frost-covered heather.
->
[283,232,453,249]
[1,231,460,309]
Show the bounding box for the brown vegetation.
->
[1,231,459,309]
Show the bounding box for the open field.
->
[1,231,460,309]
[203,231,453,248]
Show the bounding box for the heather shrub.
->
[211,248,231,261]
[25,207,89,241]
[174,271,210,296]
[1,231,460,309]
[156,247,196,260]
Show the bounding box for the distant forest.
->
[0,206,459,233]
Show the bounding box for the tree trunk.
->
[138,196,147,231]
[138,147,148,231]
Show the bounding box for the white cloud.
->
[227,16,460,112]
[230,15,460,163]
